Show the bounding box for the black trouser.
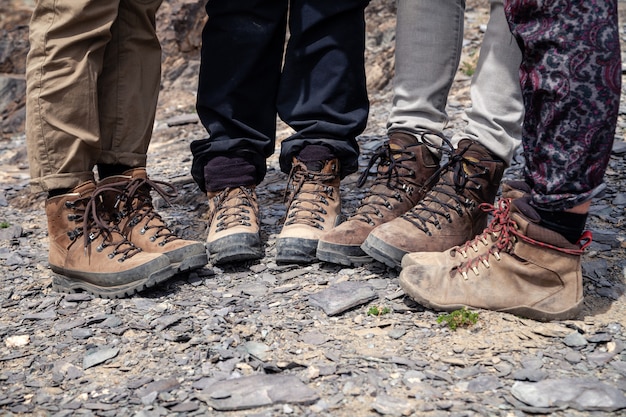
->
[191,0,370,192]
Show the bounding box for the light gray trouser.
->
[388,0,523,164]
[26,0,163,193]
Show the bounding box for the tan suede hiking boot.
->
[47,181,174,298]
[316,132,439,266]
[398,197,588,321]
[206,186,263,264]
[362,139,505,269]
[98,169,208,273]
[276,157,341,263]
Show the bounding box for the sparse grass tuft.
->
[437,308,479,330]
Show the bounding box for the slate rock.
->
[511,378,626,411]
[201,374,319,411]
[83,347,120,369]
[308,281,377,316]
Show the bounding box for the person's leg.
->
[26,0,175,297]
[277,0,369,178]
[452,0,523,165]
[194,0,288,263]
[96,0,208,272]
[26,0,117,193]
[318,0,466,266]
[275,0,369,263]
[96,0,163,175]
[362,0,510,269]
[192,0,288,193]
[399,0,621,321]
[387,0,465,141]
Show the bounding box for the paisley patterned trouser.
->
[504,0,621,210]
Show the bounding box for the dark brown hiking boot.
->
[276,157,341,264]
[46,181,174,298]
[316,132,439,266]
[98,169,208,272]
[362,139,505,268]
[206,186,263,264]
[399,197,587,321]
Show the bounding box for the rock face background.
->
[2,1,626,416]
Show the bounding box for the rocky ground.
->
[1,1,626,416]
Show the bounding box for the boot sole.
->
[207,233,263,265]
[172,253,209,272]
[316,241,373,266]
[361,234,406,269]
[399,276,584,321]
[51,264,176,299]
[160,243,208,272]
[276,237,317,264]
[408,297,583,322]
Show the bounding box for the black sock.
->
[203,156,257,192]
[48,188,71,198]
[297,145,335,172]
[98,164,133,179]
[535,207,588,244]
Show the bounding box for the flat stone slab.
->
[511,378,626,412]
[308,281,377,316]
[200,374,319,411]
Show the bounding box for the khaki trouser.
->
[26,0,163,193]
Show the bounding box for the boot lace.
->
[349,140,421,225]
[65,190,142,262]
[453,198,592,280]
[283,162,338,230]
[210,187,257,233]
[401,138,493,235]
[104,177,181,245]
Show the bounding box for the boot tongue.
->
[389,132,419,160]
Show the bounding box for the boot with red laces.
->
[399,197,589,321]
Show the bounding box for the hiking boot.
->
[46,181,174,298]
[362,139,505,269]
[98,169,208,272]
[206,186,263,264]
[398,197,588,321]
[276,157,341,263]
[316,132,439,266]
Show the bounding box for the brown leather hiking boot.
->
[206,186,263,264]
[316,132,440,266]
[276,157,341,263]
[398,197,588,321]
[46,181,174,298]
[362,139,505,269]
[98,169,208,272]
[401,180,532,268]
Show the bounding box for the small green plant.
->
[460,60,476,77]
[437,308,479,330]
[0,221,10,229]
[367,306,391,316]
